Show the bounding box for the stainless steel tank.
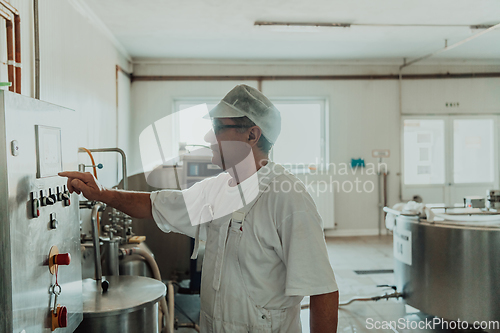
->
[75,275,166,333]
[394,216,500,322]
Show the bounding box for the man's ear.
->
[248,126,262,147]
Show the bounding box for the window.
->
[174,98,328,172]
[270,100,327,171]
[453,119,494,184]
[174,101,217,151]
[403,119,445,185]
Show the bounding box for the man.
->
[60,84,339,332]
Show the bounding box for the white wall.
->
[130,62,500,235]
[0,0,132,187]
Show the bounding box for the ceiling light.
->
[254,21,351,32]
[469,25,495,30]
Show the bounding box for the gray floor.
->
[175,235,488,333]
[301,235,404,333]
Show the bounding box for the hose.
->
[300,291,404,309]
[168,281,175,333]
[122,247,174,333]
[79,147,98,179]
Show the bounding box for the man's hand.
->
[310,291,339,333]
[58,171,105,201]
[58,171,153,219]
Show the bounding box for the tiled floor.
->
[175,235,490,333]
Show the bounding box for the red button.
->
[54,253,71,266]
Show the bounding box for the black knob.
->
[48,189,57,205]
[102,280,109,293]
[46,196,55,205]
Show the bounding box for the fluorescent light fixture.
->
[255,21,351,29]
[254,21,350,32]
[470,24,495,30]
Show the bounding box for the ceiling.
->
[82,0,500,62]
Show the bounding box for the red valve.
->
[58,306,68,327]
[52,305,68,330]
[54,253,71,266]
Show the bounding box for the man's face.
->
[204,118,253,170]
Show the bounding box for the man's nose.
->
[204,129,216,144]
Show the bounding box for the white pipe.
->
[129,247,173,333]
[167,282,175,333]
[400,22,500,70]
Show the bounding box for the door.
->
[402,116,498,206]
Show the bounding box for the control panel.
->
[0,91,83,333]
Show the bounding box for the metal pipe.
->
[0,0,18,15]
[300,291,404,309]
[14,14,21,94]
[34,0,40,99]
[85,148,128,190]
[1,1,22,93]
[131,72,500,82]
[0,7,9,21]
[400,22,500,70]
[5,16,14,92]
[103,238,120,276]
[91,202,106,292]
[115,65,132,158]
[377,169,382,236]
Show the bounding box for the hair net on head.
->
[207,84,281,144]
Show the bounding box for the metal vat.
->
[75,275,166,333]
[394,216,500,322]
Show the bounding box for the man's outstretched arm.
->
[58,171,153,219]
[310,290,339,333]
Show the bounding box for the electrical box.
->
[0,91,83,332]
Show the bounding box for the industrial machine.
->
[387,203,500,322]
[0,91,168,333]
[75,149,169,333]
[0,91,83,332]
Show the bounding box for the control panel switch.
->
[62,185,71,206]
[40,190,55,206]
[49,246,71,274]
[48,188,57,205]
[53,253,71,266]
[50,213,58,230]
[30,192,40,218]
